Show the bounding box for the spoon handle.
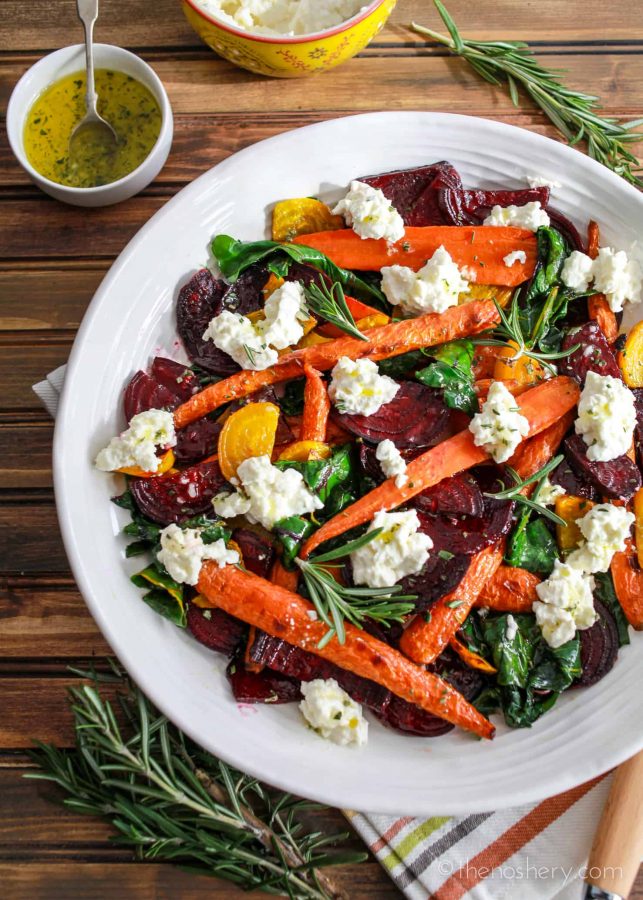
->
[76,0,100,115]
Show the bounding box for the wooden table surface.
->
[1,1,642,897]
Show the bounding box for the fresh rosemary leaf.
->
[304,279,368,341]
[411,2,643,187]
[484,453,567,527]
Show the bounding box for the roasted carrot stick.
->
[475,565,541,613]
[587,220,618,343]
[300,377,580,559]
[197,562,495,739]
[506,410,574,479]
[449,636,497,674]
[610,537,643,630]
[270,557,300,593]
[300,364,330,443]
[293,226,537,286]
[174,299,499,428]
[400,545,505,664]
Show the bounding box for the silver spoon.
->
[69,0,117,157]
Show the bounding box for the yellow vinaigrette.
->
[23,69,162,188]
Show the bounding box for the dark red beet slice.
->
[412,488,514,556]
[176,268,234,376]
[360,162,462,226]
[130,458,227,524]
[414,472,485,518]
[438,187,549,225]
[576,599,619,687]
[227,656,301,704]
[564,433,641,501]
[220,265,269,317]
[232,528,275,579]
[633,389,643,466]
[333,382,449,449]
[150,357,199,402]
[174,418,222,463]
[559,322,621,384]
[187,604,246,656]
[400,552,470,612]
[550,456,599,502]
[123,371,179,422]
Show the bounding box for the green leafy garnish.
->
[303,279,367,341]
[415,339,478,415]
[412,2,643,187]
[594,572,631,647]
[505,515,559,576]
[484,454,566,527]
[273,515,315,568]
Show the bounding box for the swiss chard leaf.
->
[273,516,314,568]
[279,378,306,417]
[377,349,430,379]
[131,562,187,628]
[211,234,385,305]
[275,444,353,504]
[594,572,630,647]
[525,227,567,305]
[415,339,478,416]
[139,588,187,628]
[505,513,559,576]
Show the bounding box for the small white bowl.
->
[6,44,173,207]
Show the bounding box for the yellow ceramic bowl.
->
[182,0,397,78]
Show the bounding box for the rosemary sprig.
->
[484,453,566,526]
[27,665,365,899]
[474,296,579,374]
[411,2,643,187]
[304,280,368,341]
[296,530,416,648]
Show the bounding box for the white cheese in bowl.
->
[195,0,368,37]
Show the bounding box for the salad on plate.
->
[95,161,643,748]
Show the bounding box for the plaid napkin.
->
[35,365,611,900]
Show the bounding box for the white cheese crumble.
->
[212,454,323,530]
[202,281,307,371]
[328,356,399,416]
[567,503,635,574]
[332,180,405,243]
[503,250,527,268]
[299,678,367,747]
[95,408,176,473]
[375,439,408,488]
[195,0,367,37]
[575,371,637,462]
[561,247,643,312]
[526,174,562,190]
[468,380,530,463]
[157,523,239,586]
[381,246,470,316]
[505,614,518,641]
[537,477,565,507]
[350,509,432,589]
[533,560,596,648]
[483,201,550,231]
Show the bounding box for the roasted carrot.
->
[611,537,643,630]
[400,545,505,664]
[475,565,541,613]
[243,626,263,673]
[449,636,497,674]
[300,377,580,559]
[474,377,530,401]
[472,344,498,379]
[197,562,495,739]
[270,557,300,593]
[300,364,330,443]
[293,226,537,286]
[174,299,499,428]
[587,220,618,343]
[506,410,574,481]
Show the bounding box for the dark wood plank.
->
[0,504,70,575]
[0,343,70,411]
[0,267,107,329]
[0,424,54,487]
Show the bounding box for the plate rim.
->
[53,110,643,815]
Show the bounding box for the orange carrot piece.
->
[474,377,530,402]
[300,377,580,559]
[611,537,643,630]
[400,545,505,664]
[270,557,300,593]
[301,364,330,443]
[472,344,498,379]
[475,565,541,613]
[506,410,575,482]
[293,226,537,286]
[587,221,618,342]
[197,562,495,739]
[174,299,499,429]
[449,636,497,674]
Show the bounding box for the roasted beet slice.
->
[130,458,227,524]
[412,488,514,556]
[176,268,236,376]
[150,357,199,401]
[564,433,641,501]
[576,599,619,687]
[220,265,269,317]
[232,528,275,579]
[360,162,462,226]
[633,388,643,464]
[333,382,449,449]
[227,657,301,704]
[123,371,179,422]
[438,186,549,225]
[187,604,246,656]
[400,551,470,612]
[414,472,485,517]
[559,322,621,384]
[550,456,599,502]
[174,418,222,463]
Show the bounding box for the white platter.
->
[54,112,643,815]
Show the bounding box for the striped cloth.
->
[35,365,611,900]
